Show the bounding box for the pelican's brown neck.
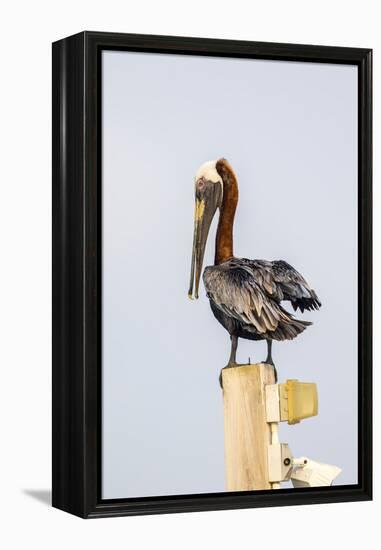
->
[214,159,238,265]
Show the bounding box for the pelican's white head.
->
[194,160,223,199]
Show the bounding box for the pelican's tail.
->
[270,306,313,341]
[271,318,312,341]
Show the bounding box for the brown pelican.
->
[188,158,321,381]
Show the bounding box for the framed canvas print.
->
[52,31,372,518]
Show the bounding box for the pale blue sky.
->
[102,50,358,498]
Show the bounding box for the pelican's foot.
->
[219,362,237,389]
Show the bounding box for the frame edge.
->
[52,32,88,518]
[53,32,373,519]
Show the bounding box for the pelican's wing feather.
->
[203,260,309,340]
[230,258,321,313]
[269,260,322,312]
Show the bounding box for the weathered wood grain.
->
[222,363,275,491]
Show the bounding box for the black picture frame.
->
[52,31,372,518]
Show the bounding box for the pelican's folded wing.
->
[270,260,322,312]
[228,258,321,313]
[203,262,293,336]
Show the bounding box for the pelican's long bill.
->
[188,177,222,299]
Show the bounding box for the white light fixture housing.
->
[291,457,342,488]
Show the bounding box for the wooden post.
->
[222,363,275,491]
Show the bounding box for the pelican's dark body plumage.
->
[204,258,320,343]
[188,158,321,376]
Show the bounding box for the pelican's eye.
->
[195,179,208,198]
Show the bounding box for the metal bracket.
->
[268,443,293,483]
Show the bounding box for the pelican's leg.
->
[219,335,238,389]
[227,334,238,367]
[265,339,277,382]
[265,339,273,365]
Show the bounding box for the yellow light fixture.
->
[280,379,318,424]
